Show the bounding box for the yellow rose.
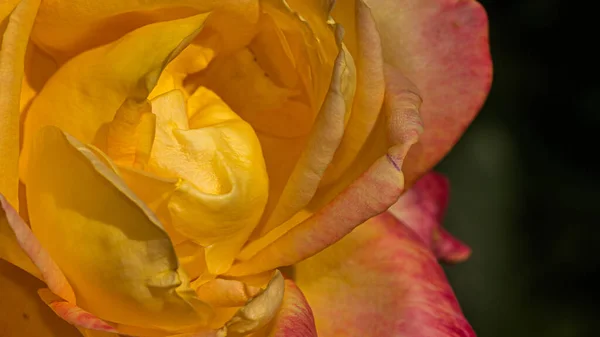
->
[1,0,492,336]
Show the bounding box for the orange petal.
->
[0,260,81,337]
[365,0,493,185]
[266,279,318,337]
[295,212,474,337]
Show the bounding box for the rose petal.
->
[195,278,261,308]
[1,191,123,336]
[434,228,472,264]
[322,0,385,186]
[20,13,209,182]
[0,0,39,208]
[295,211,474,337]
[364,0,493,185]
[218,270,285,336]
[259,24,355,234]
[26,126,212,331]
[389,172,471,263]
[1,196,41,279]
[38,289,118,333]
[230,61,424,277]
[79,330,121,337]
[217,0,343,239]
[20,42,58,113]
[32,0,259,62]
[149,88,269,275]
[227,153,404,276]
[266,279,318,337]
[0,194,75,302]
[0,260,81,337]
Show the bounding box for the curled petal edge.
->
[227,65,423,276]
[388,171,471,263]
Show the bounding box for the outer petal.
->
[364,0,492,185]
[0,260,81,337]
[266,279,318,337]
[294,212,474,336]
[389,172,471,263]
[26,126,212,331]
[0,0,39,208]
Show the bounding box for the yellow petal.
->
[0,0,40,208]
[26,126,212,331]
[20,12,210,182]
[0,1,20,25]
[187,1,341,243]
[0,260,81,337]
[195,278,261,308]
[148,88,269,275]
[20,42,57,113]
[32,0,259,62]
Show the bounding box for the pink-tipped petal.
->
[227,154,404,277]
[388,171,449,248]
[39,289,118,333]
[366,0,493,185]
[0,194,75,303]
[267,280,318,337]
[434,228,472,264]
[295,212,475,337]
[388,172,471,263]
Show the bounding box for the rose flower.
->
[0,0,492,336]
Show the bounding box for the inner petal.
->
[184,47,314,139]
[106,85,270,276]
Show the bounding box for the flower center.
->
[101,4,337,281]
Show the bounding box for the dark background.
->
[436,1,599,336]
